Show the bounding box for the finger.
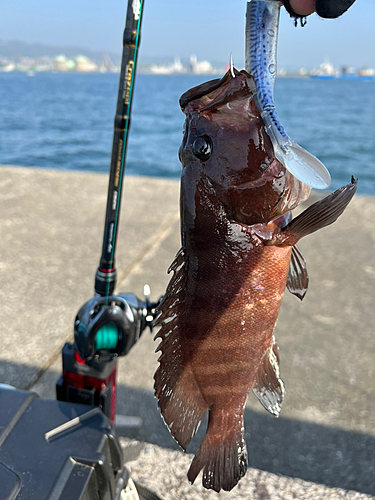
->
[287,0,316,16]
[284,0,357,19]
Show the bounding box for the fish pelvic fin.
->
[287,244,309,300]
[154,247,208,450]
[252,341,285,417]
[267,177,358,247]
[187,409,247,493]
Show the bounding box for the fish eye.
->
[192,135,212,161]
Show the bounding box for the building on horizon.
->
[149,57,187,75]
[54,55,74,72]
[53,54,99,72]
[75,55,98,73]
[190,54,216,75]
[310,57,338,77]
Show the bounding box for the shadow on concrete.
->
[116,385,374,497]
[2,360,373,496]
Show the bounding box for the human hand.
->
[283,0,357,19]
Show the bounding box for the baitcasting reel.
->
[74,290,159,362]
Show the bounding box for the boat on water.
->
[311,73,374,82]
[310,59,374,81]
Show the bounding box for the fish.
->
[245,0,331,190]
[153,67,357,492]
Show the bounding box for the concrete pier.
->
[1,166,374,499]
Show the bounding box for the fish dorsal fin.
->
[154,247,208,450]
[252,342,285,417]
[287,244,309,300]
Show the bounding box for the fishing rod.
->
[57,0,159,423]
[96,0,145,297]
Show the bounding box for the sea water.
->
[0,72,374,194]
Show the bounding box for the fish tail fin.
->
[252,341,285,417]
[187,409,247,492]
[268,177,358,247]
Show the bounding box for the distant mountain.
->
[0,39,121,64]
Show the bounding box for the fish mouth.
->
[180,73,227,111]
[180,68,257,114]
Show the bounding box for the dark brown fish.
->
[154,68,357,492]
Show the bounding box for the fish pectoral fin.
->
[267,177,358,247]
[252,342,285,417]
[154,247,208,451]
[287,244,309,300]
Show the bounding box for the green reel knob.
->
[95,323,119,351]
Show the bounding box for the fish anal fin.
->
[268,177,358,246]
[187,409,247,492]
[252,342,285,417]
[154,247,208,451]
[287,244,309,300]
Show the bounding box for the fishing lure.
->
[245,0,331,189]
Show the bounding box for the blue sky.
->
[1,0,374,70]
